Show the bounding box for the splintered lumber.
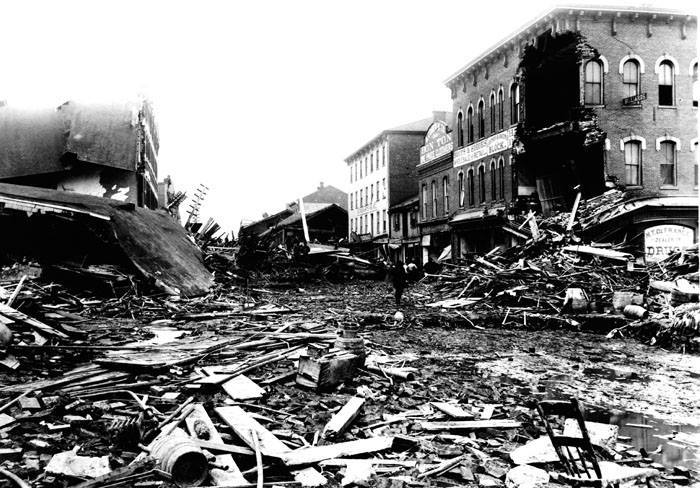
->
[193,440,254,456]
[215,406,289,457]
[561,245,633,262]
[281,436,395,466]
[322,396,365,439]
[420,419,521,431]
[221,375,265,400]
[0,303,69,339]
[187,404,247,485]
[297,352,360,391]
[431,402,474,419]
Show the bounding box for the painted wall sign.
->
[644,225,694,262]
[454,127,516,167]
[420,121,453,165]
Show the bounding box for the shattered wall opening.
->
[514,30,607,216]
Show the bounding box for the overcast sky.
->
[1,0,696,234]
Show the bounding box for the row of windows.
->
[349,145,386,183]
[392,211,418,232]
[584,57,699,107]
[421,157,508,219]
[349,178,387,210]
[456,84,519,147]
[622,138,698,187]
[350,210,387,236]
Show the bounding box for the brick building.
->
[0,99,160,209]
[438,5,698,259]
[345,113,449,259]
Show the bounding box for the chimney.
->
[318,181,324,190]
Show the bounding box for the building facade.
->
[438,6,698,260]
[345,114,448,259]
[388,196,420,264]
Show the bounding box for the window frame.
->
[490,159,497,201]
[489,93,496,134]
[442,176,449,214]
[467,169,475,206]
[498,157,505,200]
[421,184,428,219]
[477,99,485,139]
[457,111,464,147]
[657,60,675,107]
[497,88,504,130]
[623,140,642,186]
[622,59,640,100]
[659,140,677,187]
[509,83,519,125]
[467,106,474,143]
[431,180,437,218]
[584,59,603,106]
[478,165,486,204]
[458,171,465,207]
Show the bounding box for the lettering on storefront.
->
[420,121,453,165]
[454,127,515,167]
[644,225,694,262]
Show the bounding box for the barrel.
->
[150,434,208,486]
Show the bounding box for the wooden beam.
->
[322,397,365,439]
[431,402,474,419]
[281,437,395,466]
[420,419,521,431]
[216,406,289,457]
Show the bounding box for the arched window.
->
[660,140,676,186]
[584,60,603,105]
[421,184,428,219]
[478,165,486,203]
[622,59,640,99]
[658,60,674,106]
[442,176,449,214]
[467,169,475,206]
[477,100,485,138]
[489,93,496,134]
[490,160,497,201]
[467,106,474,143]
[431,180,437,218]
[624,141,642,185]
[498,158,505,199]
[457,112,464,147]
[509,83,519,124]
[692,62,698,108]
[497,88,504,129]
[458,172,465,207]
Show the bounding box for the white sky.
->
[1,0,697,235]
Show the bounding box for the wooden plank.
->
[281,436,394,466]
[193,439,255,456]
[186,404,247,485]
[420,419,521,431]
[215,406,289,457]
[322,396,365,440]
[431,402,474,419]
[0,303,69,339]
[221,375,265,401]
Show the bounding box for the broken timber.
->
[281,436,395,466]
[420,419,521,431]
[322,396,365,439]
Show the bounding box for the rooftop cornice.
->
[444,5,696,87]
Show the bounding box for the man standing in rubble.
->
[390,260,407,308]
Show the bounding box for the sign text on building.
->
[419,121,453,165]
[644,225,694,262]
[622,92,647,106]
[454,127,515,167]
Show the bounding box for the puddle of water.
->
[585,408,700,472]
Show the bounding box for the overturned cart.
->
[0,183,213,296]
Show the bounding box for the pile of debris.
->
[1,274,692,488]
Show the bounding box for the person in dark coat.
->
[391,260,407,307]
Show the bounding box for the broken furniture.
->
[536,399,659,487]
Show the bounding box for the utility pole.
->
[186,183,209,227]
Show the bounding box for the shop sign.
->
[622,92,647,106]
[644,225,694,262]
[454,127,515,167]
[420,121,453,165]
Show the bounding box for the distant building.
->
[260,203,348,248]
[345,113,449,260]
[387,195,421,264]
[239,182,348,243]
[0,99,160,209]
[431,5,697,259]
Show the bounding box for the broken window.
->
[490,159,497,201]
[467,107,474,143]
[622,60,640,99]
[477,100,485,138]
[442,176,449,214]
[468,169,475,206]
[383,210,387,233]
[498,158,505,200]
[584,60,603,105]
[489,93,496,134]
[421,184,428,219]
[658,61,674,106]
[457,112,464,147]
[478,165,486,203]
[393,213,400,232]
[458,172,465,207]
[498,88,504,130]
[431,180,437,218]
[510,83,519,124]
[624,141,641,186]
[660,140,676,186]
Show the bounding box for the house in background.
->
[0,98,159,209]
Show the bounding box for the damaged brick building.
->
[436,6,697,258]
[0,98,160,209]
